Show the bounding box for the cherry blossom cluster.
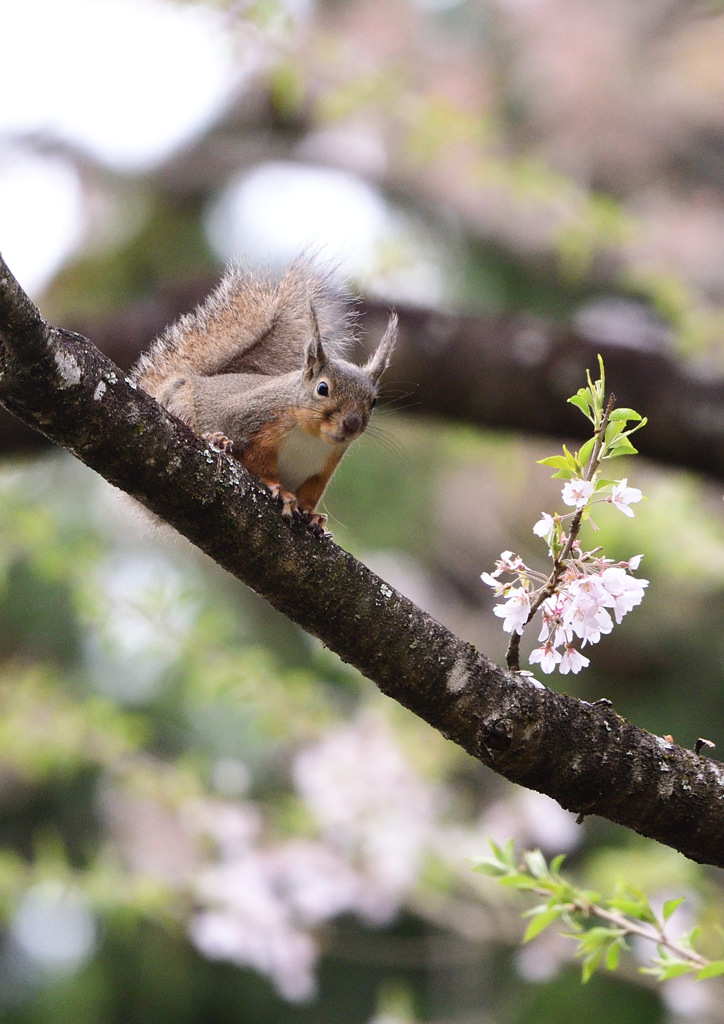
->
[482,357,649,675]
[483,549,648,674]
[190,714,436,1000]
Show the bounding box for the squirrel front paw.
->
[267,482,302,520]
[202,431,234,453]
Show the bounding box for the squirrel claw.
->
[202,431,234,453]
[267,482,300,519]
[301,511,330,538]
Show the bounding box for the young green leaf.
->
[604,421,624,445]
[642,960,692,982]
[581,946,607,983]
[607,438,639,457]
[696,961,724,980]
[663,897,685,922]
[577,436,596,468]
[568,392,594,419]
[523,906,563,942]
[605,940,622,971]
[562,444,580,470]
[609,408,643,422]
[550,854,567,877]
[537,456,572,469]
[608,887,657,924]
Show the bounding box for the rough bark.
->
[2,251,724,868]
[5,284,724,485]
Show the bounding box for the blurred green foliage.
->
[3,396,724,1020]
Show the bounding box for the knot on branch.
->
[482,718,514,752]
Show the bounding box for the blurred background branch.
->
[5,0,724,1021]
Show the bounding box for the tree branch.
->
[2,251,724,868]
[5,288,724,485]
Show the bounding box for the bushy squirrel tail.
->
[132,258,356,400]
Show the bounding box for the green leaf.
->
[608,887,657,924]
[645,961,693,981]
[578,436,596,468]
[473,838,517,876]
[606,940,621,971]
[499,875,544,891]
[550,854,567,877]
[604,421,623,445]
[473,859,509,877]
[581,946,607,983]
[568,394,593,419]
[562,444,580,469]
[609,408,643,422]
[607,439,639,457]
[597,354,605,389]
[696,961,724,980]
[663,897,685,922]
[523,906,563,942]
[537,456,571,469]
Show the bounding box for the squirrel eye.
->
[317,381,329,397]
[371,396,377,409]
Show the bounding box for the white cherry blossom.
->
[623,554,643,571]
[608,478,642,517]
[559,645,590,674]
[493,588,531,635]
[599,567,648,622]
[562,592,613,645]
[530,643,562,674]
[533,513,556,538]
[497,550,526,572]
[561,480,594,508]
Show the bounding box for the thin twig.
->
[526,883,708,970]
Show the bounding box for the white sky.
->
[0,0,237,171]
[207,162,391,275]
[0,152,86,297]
[0,0,445,303]
[0,0,238,296]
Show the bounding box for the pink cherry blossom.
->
[561,480,594,508]
[608,479,642,517]
[538,596,572,648]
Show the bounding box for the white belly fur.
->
[277,427,337,494]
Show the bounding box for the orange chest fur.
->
[242,419,345,496]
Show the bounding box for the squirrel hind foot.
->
[265,484,332,538]
[300,510,331,539]
[202,431,234,453]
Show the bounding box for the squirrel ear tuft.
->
[364,312,397,384]
[304,302,328,379]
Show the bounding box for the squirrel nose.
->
[342,412,362,435]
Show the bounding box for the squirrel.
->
[131,259,397,536]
